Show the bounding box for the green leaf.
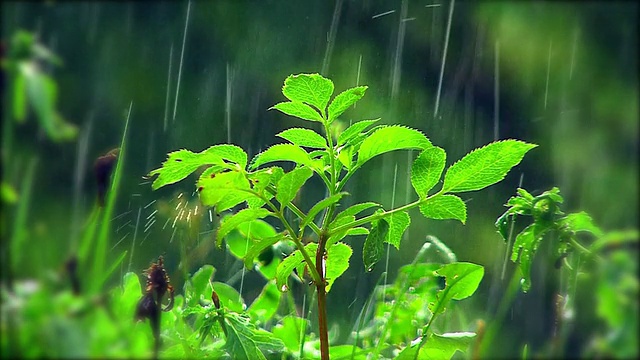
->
[271,101,324,122]
[442,140,537,193]
[276,248,307,292]
[250,144,313,169]
[273,316,309,354]
[511,223,551,292]
[363,219,389,271]
[224,312,286,359]
[381,211,411,249]
[212,281,244,312]
[429,262,484,315]
[327,86,368,123]
[276,167,313,206]
[216,208,274,243]
[329,345,367,359]
[398,332,476,360]
[419,195,467,224]
[337,118,379,146]
[248,281,281,324]
[185,265,215,307]
[560,211,603,237]
[12,73,27,122]
[227,219,278,258]
[197,171,252,211]
[282,73,334,114]
[333,202,382,222]
[357,126,432,166]
[277,128,327,149]
[294,243,352,292]
[411,147,446,198]
[300,192,348,231]
[244,233,285,269]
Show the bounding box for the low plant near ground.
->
[148,73,536,358]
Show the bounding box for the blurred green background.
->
[2,0,637,358]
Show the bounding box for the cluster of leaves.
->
[496,187,603,291]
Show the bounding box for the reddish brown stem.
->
[316,232,329,360]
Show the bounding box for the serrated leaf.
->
[244,233,285,269]
[442,140,537,193]
[149,149,222,190]
[429,262,484,315]
[248,281,281,324]
[216,208,273,243]
[250,144,313,169]
[411,146,446,198]
[380,211,410,249]
[511,222,552,292]
[398,332,476,360]
[419,195,467,224]
[327,86,368,123]
[560,212,603,236]
[293,243,352,292]
[300,192,348,231]
[282,73,334,115]
[213,281,245,312]
[363,219,389,271]
[276,167,313,206]
[271,101,324,122]
[197,171,252,211]
[333,202,382,222]
[277,128,327,149]
[224,312,285,359]
[357,126,432,166]
[227,220,278,260]
[276,248,307,292]
[337,119,380,146]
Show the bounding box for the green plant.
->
[149,73,536,358]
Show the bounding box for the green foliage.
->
[148,73,535,359]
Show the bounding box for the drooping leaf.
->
[357,126,432,166]
[276,167,313,207]
[411,146,446,198]
[442,140,537,193]
[560,211,603,237]
[511,222,552,292]
[224,311,286,359]
[300,192,348,231]
[398,332,476,360]
[429,262,484,315]
[271,101,324,122]
[244,233,286,269]
[363,219,389,271]
[281,73,334,114]
[419,195,467,224]
[250,144,314,169]
[277,128,327,149]
[337,118,380,146]
[380,211,410,249]
[248,281,281,324]
[327,86,368,123]
[216,208,274,243]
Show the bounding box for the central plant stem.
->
[316,231,330,360]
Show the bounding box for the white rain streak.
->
[569,27,579,80]
[226,63,234,144]
[173,0,192,123]
[501,173,524,280]
[544,40,552,110]
[390,0,408,102]
[354,54,363,109]
[70,116,93,247]
[372,10,395,19]
[146,209,158,220]
[116,219,132,233]
[127,207,142,272]
[163,43,174,132]
[382,163,399,301]
[494,40,500,141]
[162,217,171,230]
[169,226,178,243]
[111,232,130,251]
[425,3,442,8]
[144,199,157,209]
[434,0,455,119]
[111,210,132,222]
[321,0,343,75]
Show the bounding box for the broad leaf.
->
[560,211,603,236]
[282,73,334,114]
[276,247,307,292]
[224,312,285,359]
[379,211,410,249]
[244,233,286,269]
[327,86,368,123]
[226,219,278,258]
[212,281,245,312]
[248,281,281,324]
[300,192,348,230]
[271,101,323,122]
[149,149,222,190]
[398,332,476,360]
[277,128,327,149]
[442,140,537,193]
[337,118,379,146]
[333,202,381,222]
[197,171,252,211]
[419,195,467,224]
[357,126,432,166]
[429,262,484,315]
[511,222,551,292]
[294,243,352,292]
[216,208,273,243]
[276,167,313,206]
[185,265,215,307]
[206,144,248,169]
[250,144,313,169]
[411,146,446,198]
[363,219,389,271]
[273,316,309,354]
